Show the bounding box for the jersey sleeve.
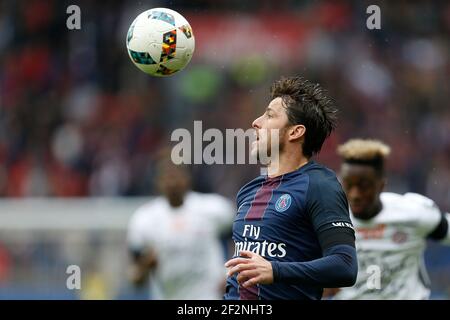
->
[204,194,236,235]
[271,244,358,288]
[127,205,155,253]
[305,174,354,234]
[403,193,443,237]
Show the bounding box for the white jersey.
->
[335,192,442,300]
[127,191,235,300]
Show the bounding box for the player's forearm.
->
[270,244,357,288]
[128,248,158,287]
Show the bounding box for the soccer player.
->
[332,139,450,299]
[224,76,358,300]
[127,157,235,299]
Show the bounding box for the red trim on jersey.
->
[240,176,282,300]
[239,284,259,300]
[244,177,282,220]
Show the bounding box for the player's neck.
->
[167,195,185,208]
[267,152,309,178]
[359,199,383,220]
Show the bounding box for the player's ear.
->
[289,124,306,142]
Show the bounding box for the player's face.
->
[251,97,290,159]
[340,163,384,219]
[157,166,190,207]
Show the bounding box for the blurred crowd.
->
[0,0,449,299]
[0,0,449,212]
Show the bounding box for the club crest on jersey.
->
[275,194,292,212]
[392,231,408,243]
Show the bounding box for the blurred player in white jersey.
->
[331,139,450,300]
[127,155,234,300]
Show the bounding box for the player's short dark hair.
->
[271,76,338,158]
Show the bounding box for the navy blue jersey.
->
[224,161,353,300]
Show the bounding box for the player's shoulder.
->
[380,192,441,224]
[380,192,442,235]
[187,191,231,206]
[379,191,404,206]
[300,161,339,182]
[186,192,234,223]
[403,192,438,209]
[381,192,437,211]
[301,161,342,191]
[130,196,166,221]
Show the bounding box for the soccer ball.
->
[126,8,195,77]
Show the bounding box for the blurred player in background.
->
[331,139,450,299]
[127,152,234,300]
[224,76,358,300]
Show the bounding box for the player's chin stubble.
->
[255,137,284,165]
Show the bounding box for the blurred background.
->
[0,0,449,299]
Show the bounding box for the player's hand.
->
[322,287,341,298]
[225,250,273,288]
